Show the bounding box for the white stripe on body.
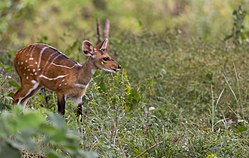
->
[18,47,27,55]
[44,54,62,74]
[17,80,39,106]
[51,63,79,69]
[39,74,68,81]
[28,45,35,57]
[37,45,80,75]
[37,47,48,70]
[41,52,59,74]
[47,45,77,64]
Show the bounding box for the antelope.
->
[13,39,121,115]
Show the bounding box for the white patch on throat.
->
[75,83,88,89]
[91,68,96,74]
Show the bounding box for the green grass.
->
[1,33,249,157]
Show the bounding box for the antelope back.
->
[14,44,80,90]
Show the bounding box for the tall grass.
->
[1,33,249,157]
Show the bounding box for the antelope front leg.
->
[77,104,83,122]
[57,93,66,115]
[77,104,82,116]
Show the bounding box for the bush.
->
[0,106,97,158]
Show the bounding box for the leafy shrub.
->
[0,106,97,158]
[225,2,249,46]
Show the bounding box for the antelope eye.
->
[103,57,109,61]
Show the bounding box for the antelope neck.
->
[78,57,97,85]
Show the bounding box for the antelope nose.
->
[118,65,122,70]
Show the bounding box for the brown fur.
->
[13,39,121,115]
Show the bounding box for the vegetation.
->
[1,0,249,157]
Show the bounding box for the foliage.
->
[0,0,246,50]
[0,106,97,158]
[2,33,249,157]
[225,1,249,46]
[0,0,36,48]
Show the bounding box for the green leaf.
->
[8,79,20,89]
[0,102,11,111]
[0,63,12,72]
[16,111,45,129]
[49,129,67,142]
[236,123,248,133]
[47,151,60,158]
[47,113,66,128]
[0,141,21,158]
[131,90,140,103]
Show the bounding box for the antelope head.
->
[82,39,121,73]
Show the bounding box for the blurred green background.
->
[1,0,248,48]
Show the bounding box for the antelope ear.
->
[96,38,108,51]
[82,40,94,56]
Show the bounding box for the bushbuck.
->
[13,39,121,115]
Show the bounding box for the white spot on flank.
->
[62,79,65,82]
[64,83,67,85]
[29,58,33,60]
[34,72,37,75]
[27,69,30,71]
[25,60,28,62]
[26,76,29,79]
[33,69,36,72]
[24,67,26,70]
[35,62,38,64]
[21,62,23,65]
[18,62,20,65]
[31,80,37,84]
[39,74,68,80]
[59,84,62,87]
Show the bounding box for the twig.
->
[233,63,244,119]
[223,73,239,104]
[135,141,163,158]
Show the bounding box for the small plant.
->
[0,106,98,158]
[225,2,249,46]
